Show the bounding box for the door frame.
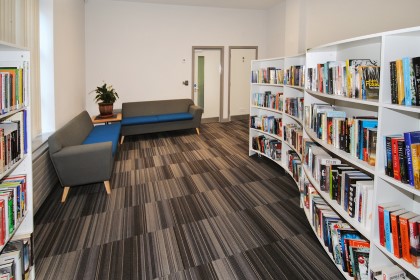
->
[228,46,258,120]
[191,46,224,122]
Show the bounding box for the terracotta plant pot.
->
[98,103,114,117]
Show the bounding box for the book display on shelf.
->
[249,27,420,279]
[0,42,34,279]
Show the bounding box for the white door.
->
[229,48,257,117]
[193,49,222,120]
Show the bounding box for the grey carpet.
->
[34,120,344,280]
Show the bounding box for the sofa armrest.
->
[50,142,114,187]
[189,104,203,118]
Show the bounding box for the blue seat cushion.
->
[83,123,121,155]
[122,113,193,126]
[156,112,193,122]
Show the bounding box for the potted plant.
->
[93,82,119,117]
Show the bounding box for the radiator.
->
[32,142,58,214]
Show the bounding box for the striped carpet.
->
[34,120,344,280]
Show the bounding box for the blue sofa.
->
[48,111,121,202]
[120,99,203,143]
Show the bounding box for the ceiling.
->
[110,0,284,10]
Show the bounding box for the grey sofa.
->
[48,111,121,202]
[120,99,203,143]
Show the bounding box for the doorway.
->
[229,47,258,120]
[192,47,224,122]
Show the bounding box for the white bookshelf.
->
[250,55,305,185]
[0,42,34,278]
[303,27,420,279]
[250,27,420,279]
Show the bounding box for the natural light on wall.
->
[0,0,42,140]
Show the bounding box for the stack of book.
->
[389,56,420,106]
[286,150,301,181]
[304,140,374,229]
[305,103,378,166]
[384,131,420,188]
[284,97,304,120]
[283,123,302,155]
[306,59,380,100]
[0,174,27,246]
[251,67,284,84]
[250,115,282,137]
[0,64,29,114]
[283,65,305,87]
[0,234,33,280]
[251,135,282,161]
[377,203,420,268]
[252,91,283,111]
[306,190,370,279]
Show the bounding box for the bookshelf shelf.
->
[283,112,303,125]
[382,103,420,114]
[373,239,420,279]
[250,128,282,142]
[250,105,282,114]
[251,83,284,87]
[377,171,420,197]
[306,89,380,107]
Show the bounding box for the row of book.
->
[286,150,301,182]
[377,203,420,268]
[384,131,420,189]
[0,63,29,115]
[304,188,370,279]
[0,174,27,246]
[304,140,374,229]
[390,57,420,106]
[305,103,378,166]
[283,123,303,156]
[250,115,282,137]
[0,111,27,174]
[251,135,281,161]
[284,97,304,121]
[306,59,380,100]
[251,65,305,87]
[251,91,283,111]
[0,234,33,280]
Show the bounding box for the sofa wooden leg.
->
[104,181,111,194]
[61,187,70,203]
[120,136,125,144]
[196,128,200,135]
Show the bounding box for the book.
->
[404,131,420,187]
[403,57,412,106]
[409,215,420,267]
[396,59,405,105]
[378,202,399,247]
[397,138,409,184]
[390,61,398,104]
[412,57,420,106]
[384,205,403,253]
[390,208,408,258]
[360,65,380,100]
[391,136,404,181]
[381,265,406,280]
[399,211,419,262]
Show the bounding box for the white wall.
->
[265,2,285,58]
[52,0,86,130]
[305,0,420,49]
[85,0,268,119]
